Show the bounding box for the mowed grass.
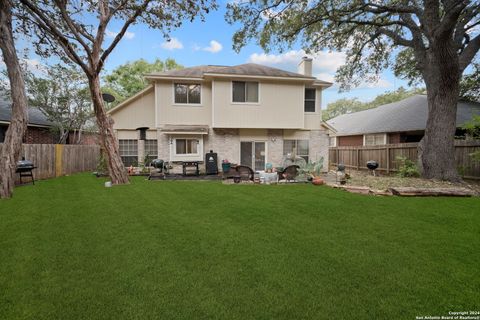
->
[0,174,479,320]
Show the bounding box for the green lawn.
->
[1,174,479,320]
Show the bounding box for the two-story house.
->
[107,57,333,172]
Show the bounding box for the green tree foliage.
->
[394,49,479,102]
[26,64,93,144]
[459,63,480,102]
[103,58,182,105]
[323,87,425,120]
[322,98,364,120]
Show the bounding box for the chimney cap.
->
[302,56,312,61]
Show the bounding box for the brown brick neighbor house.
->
[0,95,97,145]
[327,95,480,147]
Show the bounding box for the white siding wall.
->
[155,81,212,126]
[212,80,305,129]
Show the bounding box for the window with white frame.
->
[174,83,201,104]
[232,81,259,103]
[283,140,309,163]
[304,88,316,112]
[175,138,199,155]
[118,139,138,167]
[144,139,158,164]
[364,133,386,146]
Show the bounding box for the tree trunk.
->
[419,42,461,181]
[0,0,29,199]
[87,75,129,184]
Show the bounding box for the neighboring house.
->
[0,94,97,145]
[108,57,334,171]
[327,95,480,147]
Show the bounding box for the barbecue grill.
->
[366,160,379,176]
[16,159,36,184]
[148,159,168,180]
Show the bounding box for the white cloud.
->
[160,37,184,50]
[248,49,393,89]
[249,49,345,73]
[249,49,346,84]
[358,77,392,89]
[203,40,223,53]
[105,29,135,40]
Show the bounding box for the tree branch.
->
[459,33,480,71]
[19,0,90,75]
[97,1,152,74]
[53,0,92,56]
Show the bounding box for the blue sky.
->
[5,1,415,108]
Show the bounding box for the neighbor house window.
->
[175,138,199,155]
[283,140,309,163]
[364,133,386,146]
[304,88,316,112]
[144,139,158,164]
[232,81,259,103]
[174,83,201,104]
[119,139,138,167]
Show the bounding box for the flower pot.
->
[312,177,324,185]
[222,163,231,173]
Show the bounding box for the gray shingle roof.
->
[0,94,53,127]
[147,63,317,79]
[327,95,480,136]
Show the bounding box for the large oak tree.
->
[17,0,216,185]
[0,0,28,199]
[227,0,480,181]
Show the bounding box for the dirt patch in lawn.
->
[333,170,480,194]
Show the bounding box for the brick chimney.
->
[298,56,313,76]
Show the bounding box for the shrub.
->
[396,156,420,178]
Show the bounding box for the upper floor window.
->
[232,81,259,103]
[364,133,386,146]
[304,88,316,112]
[174,83,201,104]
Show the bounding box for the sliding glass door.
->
[240,141,266,171]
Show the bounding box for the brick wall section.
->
[267,129,284,167]
[157,131,170,161]
[204,128,240,165]
[24,127,57,144]
[388,132,401,144]
[337,135,363,146]
[69,132,99,145]
[309,129,330,171]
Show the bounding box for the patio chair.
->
[235,165,255,181]
[279,165,300,182]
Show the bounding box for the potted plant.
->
[311,158,324,185]
[222,159,231,173]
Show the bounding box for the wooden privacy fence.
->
[0,144,101,180]
[329,140,480,179]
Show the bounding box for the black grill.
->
[16,159,36,184]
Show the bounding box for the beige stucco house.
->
[108,57,333,172]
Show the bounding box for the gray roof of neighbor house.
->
[146,63,331,85]
[0,95,53,127]
[327,95,480,136]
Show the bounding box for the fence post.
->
[55,144,63,177]
[356,149,360,170]
[386,146,390,174]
